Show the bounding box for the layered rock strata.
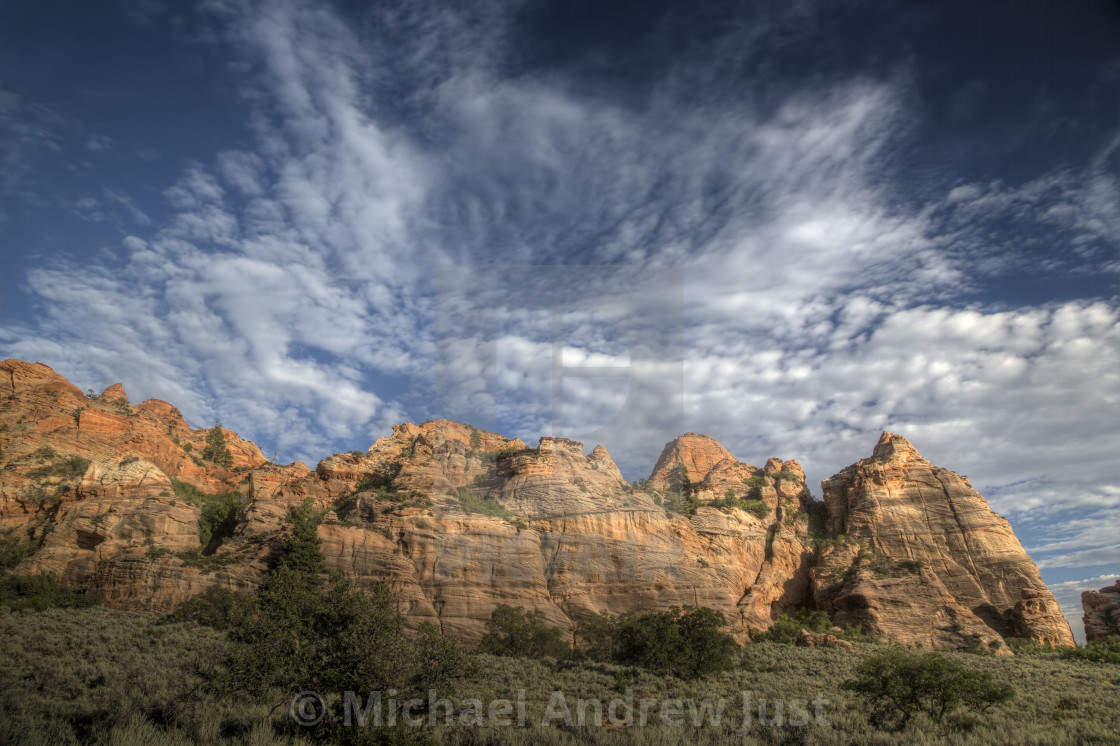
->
[811,432,1074,652]
[0,359,1074,650]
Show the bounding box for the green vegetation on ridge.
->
[171,480,248,548]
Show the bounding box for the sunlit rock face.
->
[0,358,1072,651]
[1082,580,1120,643]
[812,432,1074,652]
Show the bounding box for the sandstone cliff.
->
[1082,579,1120,642]
[0,359,1074,651]
[811,432,1074,652]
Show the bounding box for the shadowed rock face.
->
[0,359,1074,651]
[812,432,1074,652]
[1082,580,1120,642]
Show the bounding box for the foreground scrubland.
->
[1,603,1118,746]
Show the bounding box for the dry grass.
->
[0,607,1116,745]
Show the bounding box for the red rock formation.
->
[0,360,1074,653]
[1082,580,1120,642]
[648,433,736,491]
[812,431,1074,651]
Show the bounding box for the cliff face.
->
[0,360,1074,650]
[0,360,272,607]
[1082,580,1120,642]
[812,432,1074,651]
[237,428,814,640]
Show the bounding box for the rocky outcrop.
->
[0,360,1074,652]
[0,360,268,515]
[811,432,1074,651]
[1082,580,1120,642]
[648,433,736,491]
[796,628,854,651]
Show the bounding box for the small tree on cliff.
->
[201,423,234,468]
[276,497,325,578]
[672,463,690,493]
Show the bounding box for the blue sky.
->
[1,0,1117,636]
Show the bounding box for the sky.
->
[1,0,1117,640]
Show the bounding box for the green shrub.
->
[353,473,380,492]
[740,499,770,518]
[775,470,800,481]
[174,549,245,571]
[198,492,246,548]
[480,445,523,463]
[457,487,514,519]
[843,646,1015,729]
[756,608,834,643]
[708,492,736,509]
[1060,636,1120,664]
[1005,637,1048,655]
[744,475,770,488]
[662,490,701,517]
[354,471,399,493]
[31,446,56,460]
[479,605,572,659]
[811,533,861,550]
[27,455,90,479]
[167,586,253,630]
[708,493,770,518]
[576,606,739,679]
[962,636,1006,656]
[0,531,37,570]
[172,481,247,548]
[0,574,98,611]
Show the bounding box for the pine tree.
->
[277,498,325,577]
[201,423,234,468]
